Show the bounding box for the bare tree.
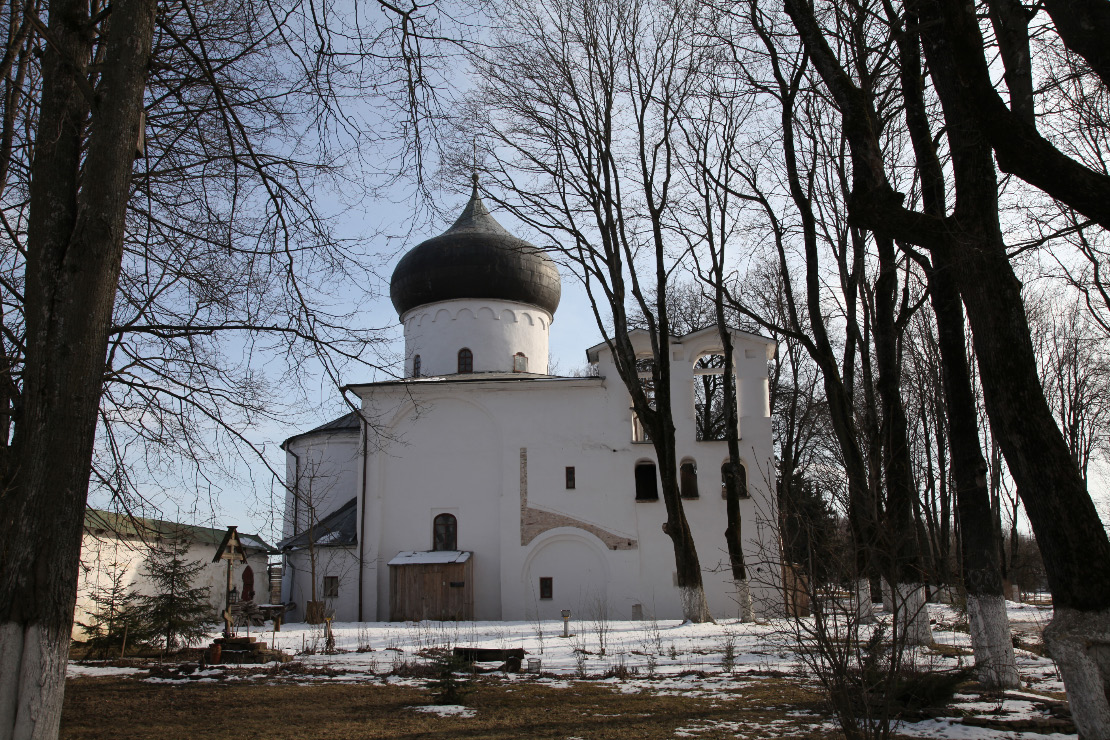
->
[1029,291,1110,486]
[0,0,459,735]
[781,0,1110,728]
[674,78,758,619]
[465,0,716,621]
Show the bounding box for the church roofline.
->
[585,325,776,363]
[343,373,603,394]
[281,410,361,450]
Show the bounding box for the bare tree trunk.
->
[872,234,931,645]
[625,329,714,624]
[711,251,752,620]
[911,1,1110,725]
[0,0,155,736]
[884,1,1013,678]
[927,255,1019,688]
[785,0,1110,727]
[759,17,878,605]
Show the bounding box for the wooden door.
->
[423,567,442,620]
[388,558,474,621]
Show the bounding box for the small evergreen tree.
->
[78,561,144,658]
[136,542,213,652]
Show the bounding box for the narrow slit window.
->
[413,354,422,377]
[565,466,576,489]
[631,410,651,443]
[680,461,699,499]
[635,462,659,501]
[721,462,749,500]
[539,577,553,600]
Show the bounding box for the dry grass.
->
[61,674,834,740]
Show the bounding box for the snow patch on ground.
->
[898,717,1074,740]
[67,664,146,678]
[68,601,1072,738]
[410,704,476,718]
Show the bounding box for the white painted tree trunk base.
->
[1044,606,1110,740]
[881,579,894,613]
[0,622,68,740]
[966,593,1020,689]
[895,583,933,646]
[854,578,875,623]
[679,585,714,624]
[734,579,754,622]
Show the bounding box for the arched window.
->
[457,348,473,374]
[513,352,528,373]
[721,461,749,500]
[680,460,699,499]
[635,462,659,501]
[433,513,457,551]
[695,353,732,441]
[413,354,422,377]
[241,565,256,602]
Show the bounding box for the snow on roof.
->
[387,550,472,566]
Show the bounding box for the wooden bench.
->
[452,647,526,672]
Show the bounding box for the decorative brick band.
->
[519,447,637,551]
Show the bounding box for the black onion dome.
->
[390,181,561,316]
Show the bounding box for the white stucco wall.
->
[281,547,361,622]
[74,533,270,640]
[330,326,780,623]
[283,430,360,542]
[368,395,504,619]
[401,298,552,376]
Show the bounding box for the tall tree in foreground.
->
[877,0,1017,683]
[0,0,457,735]
[0,1,158,735]
[781,0,1110,729]
[732,1,882,624]
[676,81,757,620]
[468,0,715,621]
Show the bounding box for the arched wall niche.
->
[521,529,611,618]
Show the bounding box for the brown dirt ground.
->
[61,674,835,740]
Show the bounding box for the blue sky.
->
[214,185,606,543]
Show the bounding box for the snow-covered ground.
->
[69,600,1072,739]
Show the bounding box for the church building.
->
[277,184,781,622]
